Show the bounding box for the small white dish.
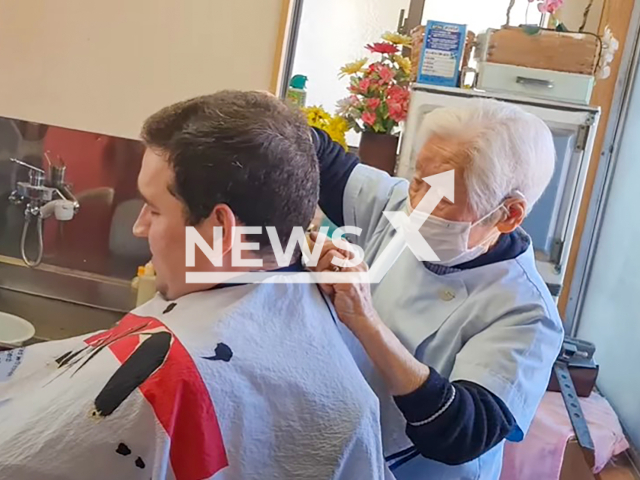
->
[0,312,36,348]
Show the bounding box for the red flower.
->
[349,95,361,106]
[362,111,377,126]
[388,85,410,102]
[537,0,563,13]
[365,42,399,55]
[369,78,382,89]
[366,98,381,110]
[386,85,410,123]
[378,66,395,84]
[388,100,407,123]
[359,78,372,93]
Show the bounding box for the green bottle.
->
[287,75,308,108]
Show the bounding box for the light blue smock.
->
[340,164,564,480]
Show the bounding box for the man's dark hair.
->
[141,91,319,251]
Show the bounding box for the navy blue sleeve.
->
[311,127,360,226]
[393,368,517,466]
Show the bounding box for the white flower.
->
[598,65,611,80]
[596,26,618,80]
[336,98,352,116]
[611,37,620,52]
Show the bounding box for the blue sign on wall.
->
[417,21,467,88]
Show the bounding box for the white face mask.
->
[405,201,507,267]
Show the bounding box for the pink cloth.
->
[500,391,629,480]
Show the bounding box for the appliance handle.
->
[516,76,555,89]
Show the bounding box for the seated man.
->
[0,91,389,480]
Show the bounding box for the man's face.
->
[408,135,500,249]
[132,148,195,300]
[409,135,473,222]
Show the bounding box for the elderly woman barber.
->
[310,99,564,480]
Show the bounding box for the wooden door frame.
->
[559,0,639,322]
[270,0,298,95]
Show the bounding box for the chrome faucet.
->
[9,155,80,267]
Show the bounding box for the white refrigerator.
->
[397,85,601,298]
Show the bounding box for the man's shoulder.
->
[189,284,378,404]
[133,284,378,411]
[347,164,409,204]
[511,244,561,323]
[460,236,558,317]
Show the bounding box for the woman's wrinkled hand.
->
[307,232,379,334]
[307,232,431,396]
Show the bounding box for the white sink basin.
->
[0,312,35,348]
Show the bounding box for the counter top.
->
[0,260,136,313]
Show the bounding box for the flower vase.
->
[358,132,399,175]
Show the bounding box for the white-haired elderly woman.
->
[310,99,563,480]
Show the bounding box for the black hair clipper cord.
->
[547,337,599,469]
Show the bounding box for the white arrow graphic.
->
[368,169,455,284]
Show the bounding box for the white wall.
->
[422,0,541,36]
[576,54,640,450]
[556,0,604,33]
[0,0,287,139]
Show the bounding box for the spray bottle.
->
[286,75,308,107]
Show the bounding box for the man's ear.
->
[198,204,237,256]
[496,197,527,234]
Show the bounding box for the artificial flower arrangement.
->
[531,0,566,30]
[507,0,568,30]
[303,106,349,149]
[336,32,412,136]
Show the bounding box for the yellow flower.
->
[339,58,368,78]
[394,55,412,75]
[328,116,349,135]
[302,107,350,148]
[304,106,331,127]
[382,31,411,46]
[326,127,348,149]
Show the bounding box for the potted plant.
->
[337,32,412,174]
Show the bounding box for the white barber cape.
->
[339,165,564,480]
[0,279,391,480]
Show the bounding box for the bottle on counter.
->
[286,75,308,107]
[136,262,157,306]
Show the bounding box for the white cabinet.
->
[477,62,595,105]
